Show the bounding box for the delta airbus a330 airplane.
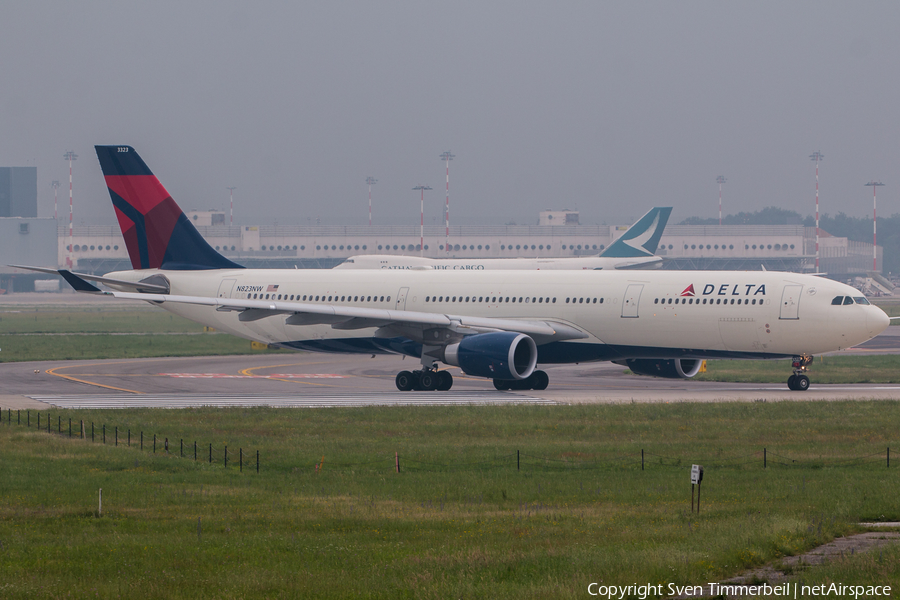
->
[335,207,672,271]
[20,146,891,393]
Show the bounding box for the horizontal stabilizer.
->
[9,265,169,293]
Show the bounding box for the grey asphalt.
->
[1,327,898,410]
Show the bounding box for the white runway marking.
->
[159,373,346,379]
[30,392,555,409]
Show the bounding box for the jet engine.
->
[443,332,537,380]
[623,358,703,379]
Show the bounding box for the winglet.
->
[600,207,672,258]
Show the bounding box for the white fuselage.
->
[105,268,889,364]
[333,254,663,271]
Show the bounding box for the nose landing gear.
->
[787,355,812,391]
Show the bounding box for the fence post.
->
[128,430,130,447]
[209,443,212,464]
[115,427,118,447]
[140,431,143,451]
[194,441,197,461]
[153,434,156,454]
[642,449,644,471]
[225,446,228,468]
[395,451,400,473]
[28,410,30,427]
[257,450,259,473]
[764,448,767,469]
[240,448,243,472]
[37,412,39,429]
[58,416,61,434]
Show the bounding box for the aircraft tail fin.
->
[599,207,672,258]
[94,146,243,270]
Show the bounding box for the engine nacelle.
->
[624,358,703,379]
[443,332,537,380]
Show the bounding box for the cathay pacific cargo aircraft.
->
[18,146,891,393]
[335,207,671,271]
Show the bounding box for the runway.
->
[1,328,899,410]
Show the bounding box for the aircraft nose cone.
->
[868,307,891,336]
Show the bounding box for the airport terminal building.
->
[58,209,881,277]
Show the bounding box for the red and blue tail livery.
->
[95,145,242,271]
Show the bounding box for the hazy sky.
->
[1,2,898,228]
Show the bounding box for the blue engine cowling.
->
[443,332,537,380]
[624,358,703,379]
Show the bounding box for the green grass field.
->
[693,355,900,384]
[1,401,898,599]
[0,305,289,362]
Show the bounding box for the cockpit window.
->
[832,296,844,305]
[843,296,854,305]
[853,297,870,305]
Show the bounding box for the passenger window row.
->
[425,295,556,304]
[247,292,392,303]
[654,297,762,305]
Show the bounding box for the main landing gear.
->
[492,370,549,391]
[787,355,813,391]
[395,367,453,391]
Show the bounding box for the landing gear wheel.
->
[418,371,438,391]
[437,371,453,391]
[787,374,798,390]
[795,374,810,391]
[493,379,511,391]
[531,370,549,390]
[396,371,415,392]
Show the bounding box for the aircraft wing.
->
[23,266,588,345]
[99,289,586,344]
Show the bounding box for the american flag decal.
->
[267,284,279,292]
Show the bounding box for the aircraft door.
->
[621,284,643,318]
[779,284,802,320]
[217,279,236,299]
[395,287,410,310]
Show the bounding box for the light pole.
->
[226,187,237,226]
[51,180,60,222]
[716,176,726,225]
[63,151,77,267]
[412,185,432,257]
[440,152,454,252]
[366,177,377,226]
[865,181,884,272]
[810,152,823,273]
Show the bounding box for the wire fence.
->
[4,408,258,473]
[3,408,893,474]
